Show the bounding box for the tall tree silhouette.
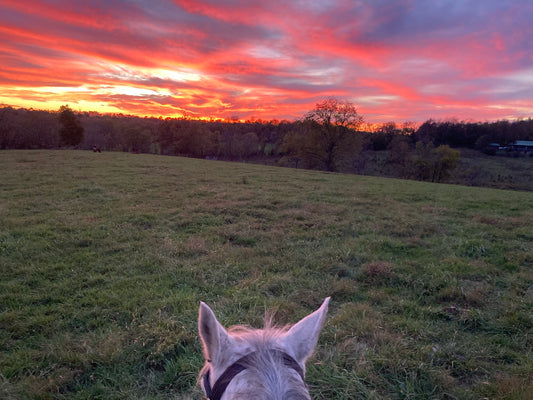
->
[58,105,84,147]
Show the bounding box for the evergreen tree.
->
[58,105,84,147]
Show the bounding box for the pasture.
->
[1,150,532,399]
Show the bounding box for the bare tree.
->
[301,98,364,172]
[305,97,363,129]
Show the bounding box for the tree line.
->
[1,102,532,184]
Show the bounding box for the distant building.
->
[509,140,533,152]
[488,140,533,155]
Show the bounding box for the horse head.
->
[198,297,330,400]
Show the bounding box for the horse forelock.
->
[228,318,289,342]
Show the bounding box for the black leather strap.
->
[203,360,246,400]
[203,350,304,400]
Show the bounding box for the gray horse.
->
[198,298,330,400]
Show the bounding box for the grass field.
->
[353,148,533,192]
[1,150,532,400]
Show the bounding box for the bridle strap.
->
[203,360,246,400]
[203,350,304,400]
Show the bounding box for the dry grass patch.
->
[472,214,503,226]
[185,236,208,255]
[360,261,396,285]
[331,279,359,301]
[421,204,448,214]
[482,373,533,400]
[436,280,491,308]
[461,280,492,307]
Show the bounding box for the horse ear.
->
[282,297,330,365]
[198,302,231,364]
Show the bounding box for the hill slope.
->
[1,150,532,399]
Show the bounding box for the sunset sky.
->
[1,0,532,123]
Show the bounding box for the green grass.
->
[1,150,532,399]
